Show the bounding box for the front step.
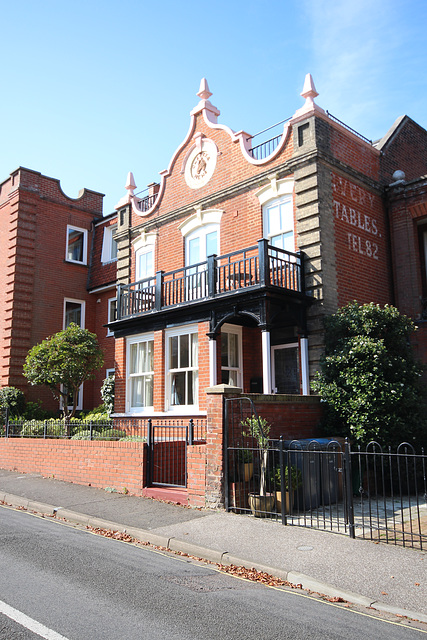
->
[143,486,188,505]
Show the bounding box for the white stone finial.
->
[292,73,325,120]
[191,77,220,123]
[301,73,319,101]
[125,171,137,195]
[115,171,137,209]
[197,78,212,100]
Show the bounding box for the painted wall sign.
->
[332,175,381,261]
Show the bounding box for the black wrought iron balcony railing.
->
[137,193,158,212]
[248,135,282,160]
[116,239,305,321]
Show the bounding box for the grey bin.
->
[282,438,343,510]
[282,439,321,510]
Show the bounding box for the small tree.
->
[0,386,26,419]
[312,301,427,448]
[242,415,271,496]
[23,323,104,423]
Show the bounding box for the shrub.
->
[312,302,427,448]
[70,422,102,437]
[20,419,67,438]
[21,401,54,421]
[79,405,111,423]
[271,465,302,491]
[71,430,93,440]
[0,387,26,418]
[94,428,126,441]
[236,448,254,463]
[119,435,146,442]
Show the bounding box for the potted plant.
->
[242,415,275,516]
[236,447,254,482]
[271,465,302,514]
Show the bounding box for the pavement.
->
[0,469,426,624]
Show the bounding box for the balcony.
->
[116,239,305,322]
[137,193,158,213]
[249,135,282,160]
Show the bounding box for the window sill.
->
[65,259,88,266]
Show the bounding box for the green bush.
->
[312,302,427,448]
[79,404,111,423]
[71,430,93,440]
[236,448,253,463]
[70,422,102,437]
[271,465,302,491]
[20,419,67,438]
[0,387,26,418]
[119,435,146,442]
[94,428,126,441]
[21,401,54,421]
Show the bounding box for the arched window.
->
[256,177,295,252]
[263,195,294,252]
[133,232,156,282]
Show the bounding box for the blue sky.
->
[1,0,426,214]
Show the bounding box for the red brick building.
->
[2,75,427,421]
[0,167,116,413]
[109,76,427,422]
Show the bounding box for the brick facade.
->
[3,75,427,507]
[0,167,112,412]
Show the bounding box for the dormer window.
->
[101,225,118,263]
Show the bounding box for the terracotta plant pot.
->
[275,490,293,514]
[240,462,253,482]
[248,492,275,517]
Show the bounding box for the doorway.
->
[271,343,300,394]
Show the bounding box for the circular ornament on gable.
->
[184,138,218,189]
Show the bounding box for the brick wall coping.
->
[247,393,321,404]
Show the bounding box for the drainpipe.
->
[300,336,310,395]
[261,329,272,394]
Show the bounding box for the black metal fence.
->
[146,420,204,488]
[2,416,207,444]
[225,399,427,550]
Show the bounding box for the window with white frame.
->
[179,211,222,298]
[263,195,294,252]
[64,299,85,328]
[101,225,118,263]
[133,232,156,283]
[107,297,117,336]
[106,368,115,378]
[66,225,88,264]
[185,223,219,267]
[166,326,198,410]
[136,248,154,281]
[127,334,154,411]
[184,220,220,300]
[221,324,242,387]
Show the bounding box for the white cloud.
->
[301,0,411,135]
